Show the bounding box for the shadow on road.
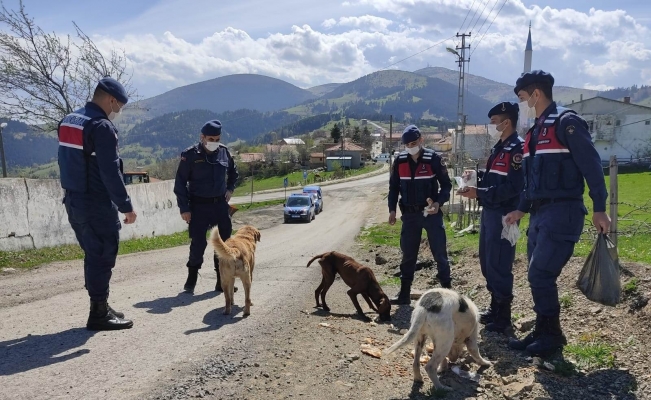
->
[133,291,218,314]
[0,328,96,376]
[183,306,245,335]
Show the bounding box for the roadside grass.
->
[559,293,574,309]
[564,332,616,370]
[238,164,382,195]
[379,276,401,286]
[0,198,281,272]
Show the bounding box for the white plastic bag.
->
[454,170,477,189]
[501,216,520,246]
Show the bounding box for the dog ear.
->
[255,230,261,242]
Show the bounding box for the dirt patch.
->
[148,196,651,400]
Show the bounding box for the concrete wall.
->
[0,178,187,252]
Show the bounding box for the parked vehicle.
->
[374,153,391,163]
[283,194,316,223]
[123,171,150,185]
[302,185,324,213]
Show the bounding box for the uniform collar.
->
[85,102,108,118]
[535,101,557,126]
[493,131,518,150]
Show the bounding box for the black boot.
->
[525,315,567,357]
[440,281,452,289]
[87,300,133,331]
[107,304,124,319]
[390,280,411,305]
[479,295,497,325]
[184,267,199,293]
[485,301,512,334]
[509,314,544,351]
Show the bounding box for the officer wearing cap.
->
[174,120,239,294]
[58,76,137,331]
[504,70,610,356]
[388,125,453,304]
[458,102,524,334]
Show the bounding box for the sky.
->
[3,0,651,99]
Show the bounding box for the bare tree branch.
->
[0,0,134,131]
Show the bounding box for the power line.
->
[469,0,492,34]
[466,0,486,33]
[458,0,478,32]
[470,0,508,57]
[381,35,457,70]
[470,0,500,47]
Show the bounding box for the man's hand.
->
[504,210,525,225]
[181,212,191,224]
[458,186,477,199]
[462,169,474,180]
[425,198,440,215]
[225,190,233,202]
[123,211,137,224]
[389,211,397,225]
[593,212,611,234]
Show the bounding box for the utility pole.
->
[453,32,471,177]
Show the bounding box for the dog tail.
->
[383,309,426,357]
[210,226,239,260]
[306,253,329,268]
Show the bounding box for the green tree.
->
[352,126,361,143]
[330,124,341,143]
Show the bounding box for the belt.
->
[191,195,226,204]
[399,204,426,214]
[531,197,581,210]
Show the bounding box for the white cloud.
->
[86,0,651,97]
[583,83,615,91]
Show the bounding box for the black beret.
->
[514,70,555,95]
[401,125,421,144]
[488,102,519,120]
[201,120,222,136]
[96,76,129,104]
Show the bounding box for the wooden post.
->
[250,163,254,206]
[609,155,618,246]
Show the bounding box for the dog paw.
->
[480,360,493,367]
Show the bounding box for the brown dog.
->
[307,251,391,321]
[211,225,261,316]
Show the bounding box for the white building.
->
[568,96,651,162]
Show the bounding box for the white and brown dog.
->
[383,288,492,390]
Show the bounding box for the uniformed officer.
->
[388,125,453,304]
[505,70,611,356]
[458,102,524,334]
[58,77,137,331]
[174,120,239,294]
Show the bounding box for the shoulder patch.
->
[180,155,186,162]
[512,153,523,164]
[420,291,443,313]
[566,125,575,134]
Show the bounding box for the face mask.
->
[108,101,122,121]
[406,146,420,156]
[204,141,220,152]
[488,120,508,140]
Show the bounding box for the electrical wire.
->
[469,0,492,34]
[465,0,486,33]
[470,0,508,57]
[381,35,457,70]
[458,0,477,33]
[470,0,500,47]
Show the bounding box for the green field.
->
[238,164,383,195]
[359,171,651,265]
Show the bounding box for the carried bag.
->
[576,234,621,306]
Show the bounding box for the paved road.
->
[0,175,387,400]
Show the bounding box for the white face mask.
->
[204,141,220,152]
[108,101,122,121]
[406,146,420,156]
[487,120,507,141]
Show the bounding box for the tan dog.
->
[210,225,261,316]
[307,251,391,321]
[383,288,492,390]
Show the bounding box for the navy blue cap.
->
[201,120,222,136]
[401,125,421,144]
[514,70,555,95]
[96,76,129,104]
[488,102,519,120]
